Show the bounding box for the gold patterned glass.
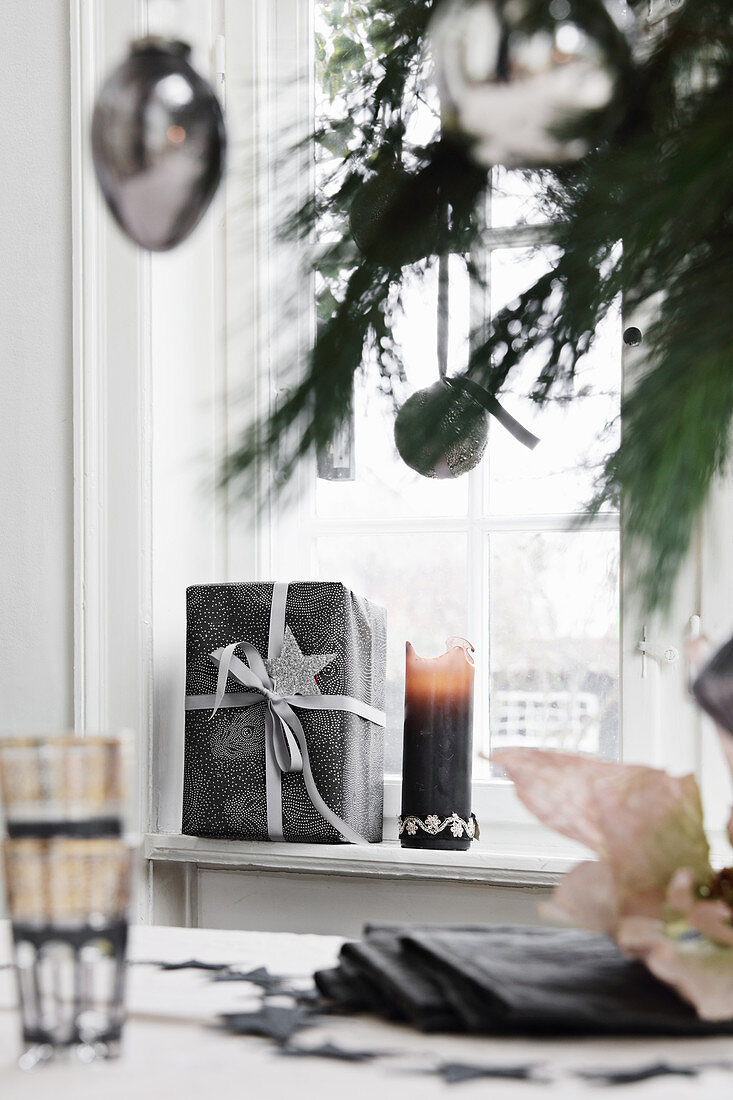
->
[0,735,135,1067]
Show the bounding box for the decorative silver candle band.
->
[398,812,480,840]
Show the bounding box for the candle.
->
[400,637,477,851]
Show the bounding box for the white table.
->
[1,921,732,1098]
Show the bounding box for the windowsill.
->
[145,826,732,888]
[144,827,589,887]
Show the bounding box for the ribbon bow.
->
[185,584,386,844]
[212,639,305,778]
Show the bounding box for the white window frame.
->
[71,0,733,920]
[238,0,715,841]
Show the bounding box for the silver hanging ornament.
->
[394,375,540,478]
[92,37,226,251]
[394,378,490,478]
[429,0,625,167]
[394,254,539,479]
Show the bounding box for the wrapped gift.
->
[182,582,386,843]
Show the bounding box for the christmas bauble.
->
[394,379,489,478]
[349,164,439,266]
[429,0,618,167]
[92,37,226,251]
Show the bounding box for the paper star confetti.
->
[575,1061,733,1086]
[157,959,229,973]
[265,626,335,697]
[213,967,285,992]
[433,1062,545,1085]
[279,1041,388,1063]
[220,1006,313,1045]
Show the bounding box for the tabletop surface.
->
[1,921,732,1099]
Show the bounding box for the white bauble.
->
[430,0,622,167]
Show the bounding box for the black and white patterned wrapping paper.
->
[182,582,386,843]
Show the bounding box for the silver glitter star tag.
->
[265,625,335,697]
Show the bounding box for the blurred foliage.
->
[224,0,733,612]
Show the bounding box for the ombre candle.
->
[400,638,478,851]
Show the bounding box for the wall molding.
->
[70,0,155,918]
[71,0,108,735]
[70,0,228,922]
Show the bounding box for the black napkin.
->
[315,925,733,1037]
[339,932,456,1030]
[315,965,380,1013]
[404,925,733,1035]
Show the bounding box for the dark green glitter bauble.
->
[394,379,489,479]
[349,165,439,266]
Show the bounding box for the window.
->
[270,2,621,823]
[75,0,731,877]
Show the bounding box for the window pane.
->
[487,247,621,515]
[490,167,558,228]
[484,530,620,775]
[316,258,471,519]
[315,532,469,773]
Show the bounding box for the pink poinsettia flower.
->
[617,916,733,1023]
[665,867,733,947]
[494,748,712,922]
[493,747,733,1020]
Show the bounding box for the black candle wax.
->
[400,639,475,851]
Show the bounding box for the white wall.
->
[0,1,74,734]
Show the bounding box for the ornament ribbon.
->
[185,583,385,844]
[446,376,540,451]
[437,254,539,451]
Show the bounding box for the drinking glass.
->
[0,735,135,1068]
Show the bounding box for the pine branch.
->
[224,0,733,612]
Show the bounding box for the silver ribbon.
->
[185,582,386,844]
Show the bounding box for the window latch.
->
[637,629,679,678]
